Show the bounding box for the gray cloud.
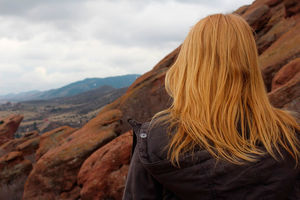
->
[0,0,253,95]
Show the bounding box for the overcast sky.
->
[0,0,254,95]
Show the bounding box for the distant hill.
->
[0,85,128,134]
[0,74,140,102]
[0,90,40,102]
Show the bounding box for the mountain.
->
[0,90,41,102]
[0,85,127,135]
[0,74,140,102]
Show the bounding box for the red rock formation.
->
[272,58,300,90]
[36,126,76,161]
[268,58,300,113]
[0,130,39,199]
[0,151,32,200]
[255,5,300,90]
[268,58,300,116]
[16,136,40,162]
[0,131,38,157]
[78,131,132,200]
[268,73,300,108]
[23,109,123,200]
[0,151,32,184]
[0,115,23,145]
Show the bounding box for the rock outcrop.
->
[23,109,123,200]
[16,136,40,162]
[0,131,38,157]
[272,58,300,90]
[78,131,132,200]
[268,58,300,110]
[0,151,32,200]
[0,130,39,199]
[35,126,76,161]
[0,115,23,146]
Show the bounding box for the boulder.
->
[0,115,23,146]
[259,10,300,91]
[0,151,32,200]
[284,0,300,17]
[36,126,76,161]
[78,131,133,200]
[268,73,300,108]
[244,4,271,33]
[16,136,40,163]
[0,131,38,157]
[0,131,39,199]
[23,109,123,200]
[272,58,300,90]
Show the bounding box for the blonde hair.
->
[151,14,300,167]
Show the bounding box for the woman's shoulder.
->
[128,119,171,163]
[128,119,213,167]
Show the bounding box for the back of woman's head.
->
[152,13,300,167]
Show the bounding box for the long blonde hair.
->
[151,14,300,167]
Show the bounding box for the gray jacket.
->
[123,120,300,200]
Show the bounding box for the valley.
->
[0,86,127,136]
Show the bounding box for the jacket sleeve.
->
[122,144,163,200]
[291,131,300,199]
[294,170,300,199]
[122,121,163,200]
[288,170,300,200]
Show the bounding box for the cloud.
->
[0,0,254,95]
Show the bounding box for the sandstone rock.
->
[36,126,76,161]
[284,0,300,17]
[0,131,38,157]
[23,109,123,200]
[255,3,287,53]
[0,151,32,200]
[24,131,39,138]
[244,4,271,32]
[0,115,23,146]
[260,20,300,91]
[234,5,250,15]
[60,186,81,200]
[78,131,132,200]
[268,72,300,108]
[272,58,300,90]
[267,0,282,7]
[0,151,23,163]
[16,136,40,162]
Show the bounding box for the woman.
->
[122,14,300,200]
